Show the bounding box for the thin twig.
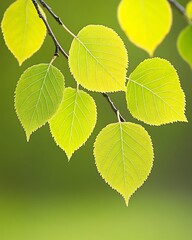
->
[39,0,63,25]
[168,0,186,15]
[32,0,126,122]
[32,0,68,58]
[102,93,126,122]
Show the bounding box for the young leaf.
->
[118,0,172,56]
[126,58,187,125]
[49,87,97,160]
[94,122,154,205]
[68,25,128,92]
[1,0,46,65]
[15,64,65,140]
[186,0,192,19]
[177,26,192,68]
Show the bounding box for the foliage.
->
[118,0,172,56]
[1,0,190,205]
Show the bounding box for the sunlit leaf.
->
[186,0,192,19]
[15,64,65,140]
[118,0,172,56]
[94,122,154,205]
[126,58,187,125]
[1,0,46,65]
[49,87,97,159]
[68,25,128,92]
[177,26,192,68]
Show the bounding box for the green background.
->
[0,0,192,239]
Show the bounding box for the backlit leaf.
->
[1,0,46,65]
[68,25,128,92]
[49,87,97,160]
[15,64,65,140]
[126,58,187,125]
[177,26,192,68]
[118,0,172,56]
[94,122,154,205]
[186,0,192,19]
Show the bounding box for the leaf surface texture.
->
[94,122,154,205]
[1,0,46,65]
[126,58,187,125]
[69,25,128,92]
[15,64,65,140]
[49,87,97,159]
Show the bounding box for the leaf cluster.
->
[1,0,189,205]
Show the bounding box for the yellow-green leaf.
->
[49,87,97,160]
[94,122,154,205]
[68,25,128,92]
[118,0,172,56]
[15,64,65,140]
[126,58,187,125]
[177,26,192,68]
[1,0,46,65]
[186,0,192,19]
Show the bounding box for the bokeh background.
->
[0,0,192,239]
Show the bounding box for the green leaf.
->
[49,87,97,160]
[15,64,65,140]
[94,122,154,205]
[186,1,192,19]
[177,26,192,68]
[118,0,172,56]
[126,58,187,125]
[68,25,128,92]
[1,0,46,65]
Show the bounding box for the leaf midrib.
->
[76,37,124,88]
[129,78,184,118]
[28,64,52,131]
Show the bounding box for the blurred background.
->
[0,0,192,239]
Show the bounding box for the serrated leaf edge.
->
[14,63,65,141]
[93,122,154,206]
[49,87,97,160]
[127,57,188,126]
[68,24,128,93]
[1,1,47,65]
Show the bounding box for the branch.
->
[39,0,63,25]
[102,93,126,122]
[32,0,68,59]
[32,0,126,122]
[168,0,186,15]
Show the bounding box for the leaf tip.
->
[18,59,24,66]
[124,197,130,207]
[26,133,31,142]
[66,151,73,161]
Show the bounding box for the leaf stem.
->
[32,0,127,122]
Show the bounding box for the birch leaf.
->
[1,0,46,65]
[126,58,187,125]
[177,26,192,68]
[94,122,154,205]
[118,0,172,56]
[69,25,128,92]
[49,87,97,160]
[15,64,65,140]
